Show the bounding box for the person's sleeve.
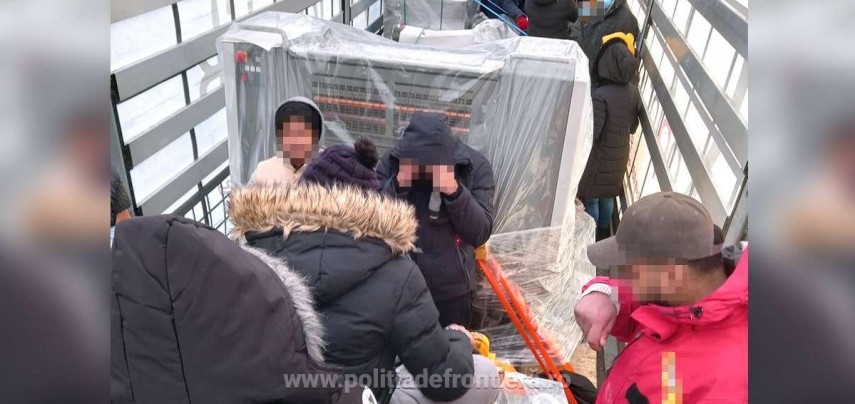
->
[502,0,525,19]
[376,155,409,199]
[592,92,607,142]
[389,264,475,401]
[443,161,496,247]
[631,90,641,134]
[567,0,579,22]
[111,167,131,216]
[581,276,640,343]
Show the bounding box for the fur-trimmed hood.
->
[228,182,418,254]
[241,245,327,365]
[111,215,344,402]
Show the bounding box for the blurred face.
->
[618,261,687,305]
[828,135,855,185]
[70,116,107,180]
[278,116,317,163]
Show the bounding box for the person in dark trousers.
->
[525,0,578,40]
[481,0,528,32]
[376,112,496,328]
[579,0,640,86]
[112,215,365,403]
[231,138,497,403]
[578,36,640,241]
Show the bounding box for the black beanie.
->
[274,100,322,139]
[301,138,379,190]
[397,112,457,166]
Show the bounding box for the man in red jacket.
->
[574,192,748,403]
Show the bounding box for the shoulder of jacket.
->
[378,255,419,280]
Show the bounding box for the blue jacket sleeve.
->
[502,0,525,19]
[443,160,496,247]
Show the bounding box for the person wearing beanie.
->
[231,136,498,403]
[376,112,497,328]
[300,137,379,190]
[251,97,324,185]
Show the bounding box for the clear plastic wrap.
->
[472,204,597,368]
[396,18,518,47]
[383,0,480,36]
[472,19,519,43]
[218,12,593,234]
[497,372,568,404]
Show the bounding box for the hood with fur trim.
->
[111,216,343,402]
[229,182,418,255]
[241,245,327,364]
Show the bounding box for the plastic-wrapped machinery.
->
[218,11,595,370]
[219,12,592,233]
[472,204,597,369]
[383,0,480,37]
[395,19,518,47]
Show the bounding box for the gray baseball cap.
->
[587,192,720,267]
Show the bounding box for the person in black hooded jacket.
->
[112,215,364,403]
[375,112,496,329]
[579,0,640,86]
[231,138,497,404]
[525,0,578,40]
[578,36,640,241]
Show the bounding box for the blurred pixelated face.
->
[578,0,608,22]
[70,114,107,179]
[829,133,855,183]
[278,116,317,161]
[619,260,686,305]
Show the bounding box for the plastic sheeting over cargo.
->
[218,12,593,235]
[497,372,568,404]
[383,0,480,35]
[396,19,518,47]
[472,204,597,368]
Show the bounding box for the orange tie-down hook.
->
[475,245,578,404]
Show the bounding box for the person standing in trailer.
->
[251,97,323,185]
[376,112,496,328]
[578,34,640,241]
[574,192,748,403]
[525,0,578,40]
[579,0,640,87]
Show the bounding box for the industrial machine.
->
[219,12,592,234]
[383,0,480,37]
[393,18,518,47]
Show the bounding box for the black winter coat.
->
[525,0,578,40]
[229,183,475,403]
[578,39,640,199]
[580,0,640,84]
[376,139,496,302]
[112,215,356,404]
[482,0,525,20]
